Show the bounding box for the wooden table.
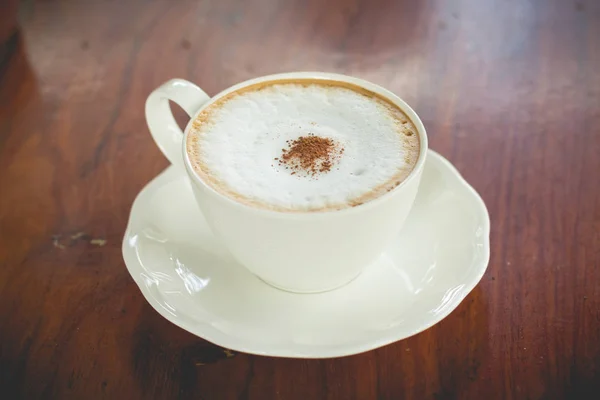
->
[1,0,598,398]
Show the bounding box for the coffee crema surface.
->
[186,80,420,212]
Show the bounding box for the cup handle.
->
[145,79,210,169]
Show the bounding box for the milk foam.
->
[187,81,419,211]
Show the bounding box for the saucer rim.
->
[122,150,491,358]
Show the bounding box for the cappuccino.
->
[186,80,419,212]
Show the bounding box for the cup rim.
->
[182,71,428,219]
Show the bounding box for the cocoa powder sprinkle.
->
[276,134,343,177]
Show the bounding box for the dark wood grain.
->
[1,0,599,399]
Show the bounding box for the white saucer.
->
[122,150,490,358]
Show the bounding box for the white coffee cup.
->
[146,72,428,293]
